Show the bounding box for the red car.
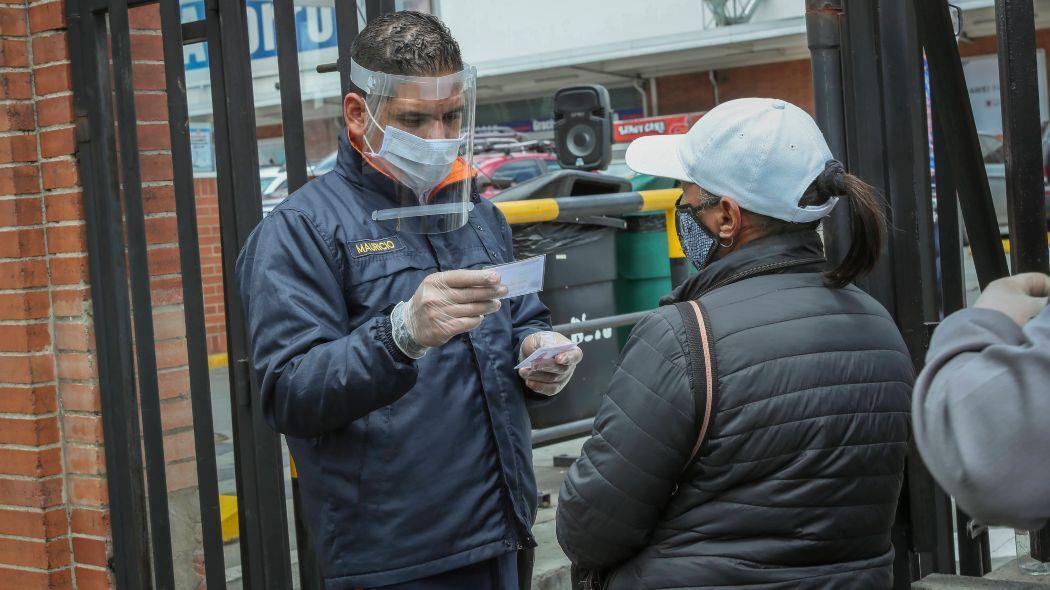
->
[475,152,560,198]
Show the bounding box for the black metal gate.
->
[70,0,1049,587]
[65,0,397,587]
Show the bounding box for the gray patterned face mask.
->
[675,197,718,271]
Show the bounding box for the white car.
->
[979,129,1050,235]
[261,152,339,215]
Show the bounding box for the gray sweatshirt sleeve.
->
[913,305,1050,531]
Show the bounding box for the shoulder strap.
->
[674,300,716,465]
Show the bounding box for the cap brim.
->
[625,134,691,182]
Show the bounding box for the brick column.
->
[0,0,76,587]
[0,2,204,588]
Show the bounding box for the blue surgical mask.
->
[363,106,465,198]
[675,201,718,271]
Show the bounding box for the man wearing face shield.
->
[235,11,581,590]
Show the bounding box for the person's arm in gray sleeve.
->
[913,303,1050,531]
[235,210,419,439]
[556,309,695,570]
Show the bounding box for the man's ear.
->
[718,197,743,239]
[344,92,366,141]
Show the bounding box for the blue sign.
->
[182,0,337,71]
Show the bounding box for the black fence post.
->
[205,0,294,584]
[66,4,153,587]
[916,0,1010,288]
[995,0,1050,275]
[805,0,852,271]
[157,0,228,584]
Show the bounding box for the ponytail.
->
[815,162,887,288]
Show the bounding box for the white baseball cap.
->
[625,98,838,223]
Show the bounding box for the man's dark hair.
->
[350,11,463,86]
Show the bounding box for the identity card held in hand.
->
[514,342,577,371]
[490,255,546,299]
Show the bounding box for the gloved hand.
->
[518,331,583,397]
[974,272,1050,327]
[404,269,507,348]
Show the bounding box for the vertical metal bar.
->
[916,0,1010,287]
[205,0,293,585]
[335,0,360,96]
[880,0,955,582]
[274,0,308,192]
[996,0,1049,274]
[921,3,994,574]
[805,0,852,273]
[839,0,895,312]
[957,509,992,576]
[272,2,322,587]
[67,4,152,588]
[934,105,967,317]
[158,0,228,584]
[366,0,395,22]
[106,1,177,585]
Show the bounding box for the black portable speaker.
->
[553,85,613,171]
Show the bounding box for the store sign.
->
[962,51,1048,137]
[181,0,337,73]
[612,113,703,143]
[485,108,645,135]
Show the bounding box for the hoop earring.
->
[718,237,734,249]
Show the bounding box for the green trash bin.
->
[615,212,673,345]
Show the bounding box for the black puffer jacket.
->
[557,231,913,589]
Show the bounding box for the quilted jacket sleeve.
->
[556,306,697,570]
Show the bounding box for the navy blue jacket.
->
[235,132,550,588]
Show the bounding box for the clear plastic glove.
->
[518,331,583,397]
[974,272,1050,327]
[405,269,508,348]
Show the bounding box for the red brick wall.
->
[654,58,816,117]
[0,2,203,588]
[193,176,226,356]
[652,30,1050,121]
[1,0,78,586]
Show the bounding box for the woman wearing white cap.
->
[556,98,913,588]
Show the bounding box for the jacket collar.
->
[663,230,827,304]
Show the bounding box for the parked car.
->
[259,166,282,192]
[261,152,339,215]
[476,152,560,198]
[979,126,1050,234]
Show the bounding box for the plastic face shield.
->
[350,59,478,234]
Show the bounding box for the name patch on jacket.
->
[349,236,403,258]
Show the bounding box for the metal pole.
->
[67,6,152,587]
[878,0,955,581]
[206,0,293,584]
[157,0,227,581]
[335,0,360,97]
[107,0,176,585]
[915,0,1009,287]
[806,0,852,272]
[995,0,1049,274]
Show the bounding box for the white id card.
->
[490,255,545,299]
[514,343,577,371]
